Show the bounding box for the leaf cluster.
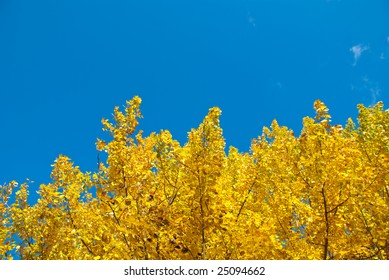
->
[1,98,388,260]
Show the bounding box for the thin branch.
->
[65,198,95,256]
[321,182,329,260]
[236,178,256,222]
[106,201,131,251]
[327,197,350,214]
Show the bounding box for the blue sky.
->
[1,0,388,203]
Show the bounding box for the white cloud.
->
[351,77,382,106]
[350,44,369,66]
[387,36,389,43]
[370,87,381,106]
[362,77,381,106]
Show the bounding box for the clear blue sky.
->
[1,0,388,203]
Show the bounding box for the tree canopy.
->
[1,97,388,260]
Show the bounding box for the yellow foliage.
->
[1,98,388,260]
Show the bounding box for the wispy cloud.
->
[350,44,369,66]
[247,13,256,28]
[387,36,389,43]
[369,86,381,106]
[352,77,382,106]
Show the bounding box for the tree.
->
[1,97,388,259]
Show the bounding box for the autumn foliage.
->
[1,97,388,260]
